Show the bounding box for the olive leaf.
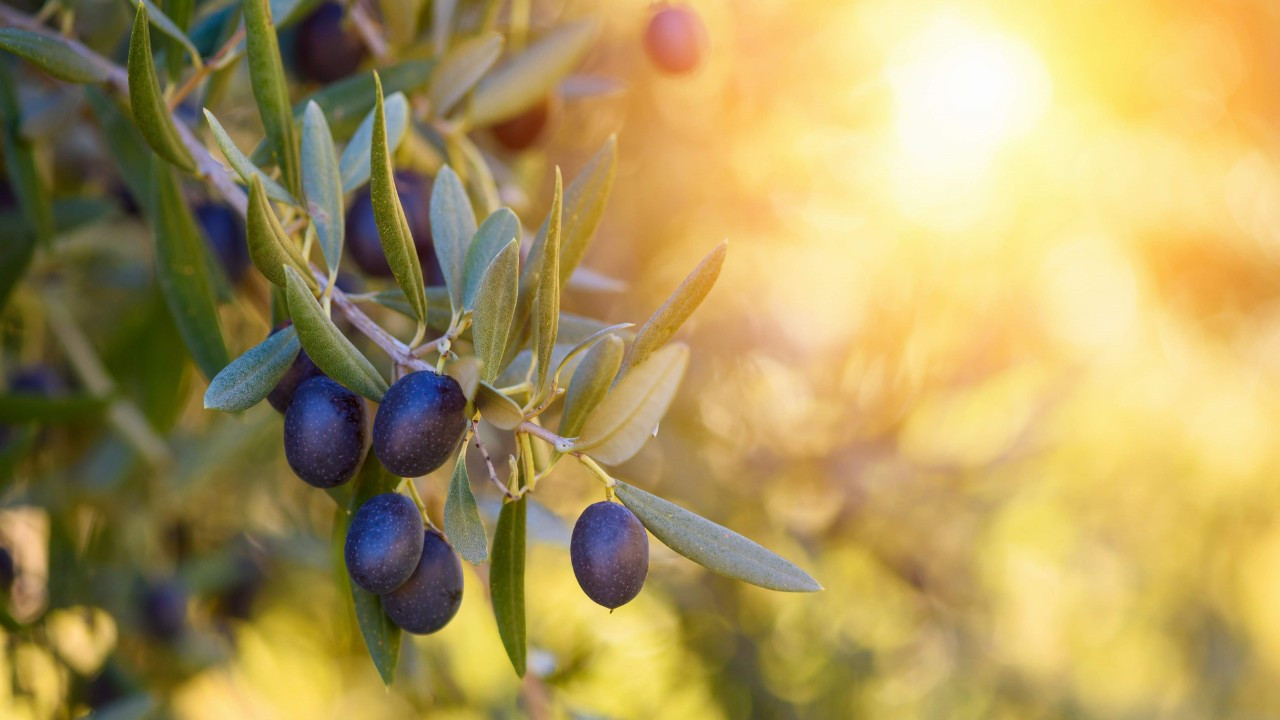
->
[204,109,298,206]
[571,342,688,465]
[370,73,429,327]
[490,496,526,677]
[430,166,477,316]
[160,0,195,80]
[469,19,598,126]
[444,448,488,564]
[614,481,822,593]
[429,32,504,118]
[0,65,50,247]
[378,0,421,48]
[620,241,726,376]
[471,240,519,383]
[343,455,403,686]
[125,0,203,70]
[270,0,325,28]
[366,288,455,332]
[430,0,455,54]
[533,168,563,390]
[246,176,315,290]
[464,208,520,312]
[203,326,300,412]
[85,87,152,217]
[301,101,345,275]
[475,382,523,430]
[283,266,388,402]
[150,157,229,380]
[0,394,107,424]
[243,0,301,195]
[559,334,624,440]
[553,322,633,387]
[0,29,108,84]
[448,355,481,402]
[338,91,409,193]
[452,131,500,217]
[127,5,196,173]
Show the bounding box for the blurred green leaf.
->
[469,19,598,126]
[572,343,687,465]
[430,166,477,317]
[0,29,108,83]
[271,0,325,28]
[247,176,315,290]
[444,448,488,564]
[0,68,48,250]
[430,32,504,118]
[161,0,195,79]
[378,0,421,49]
[491,495,526,677]
[150,157,229,380]
[559,334,624,440]
[204,109,299,206]
[475,381,522,430]
[0,426,38,493]
[614,481,822,593]
[621,241,726,376]
[0,223,33,312]
[370,73,429,328]
[533,169,563,390]
[301,101,345,274]
[203,326,300,411]
[472,240,519,383]
[430,0,455,55]
[284,266,388,401]
[452,131,500,217]
[127,5,197,173]
[463,208,520,312]
[343,455,403,686]
[243,0,301,195]
[125,0,203,69]
[85,87,152,216]
[339,92,409,194]
[0,394,107,423]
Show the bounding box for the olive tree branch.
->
[471,422,516,499]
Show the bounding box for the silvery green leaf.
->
[204,109,299,206]
[444,449,488,564]
[430,166,477,316]
[0,29,108,84]
[127,5,196,173]
[246,176,314,290]
[464,208,520,312]
[559,334,624,440]
[301,101,345,274]
[339,92,408,194]
[469,19,598,126]
[243,0,301,195]
[370,73,429,326]
[490,496,526,677]
[571,342,687,465]
[429,32,503,118]
[471,240,519,383]
[125,0,203,69]
[614,481,822,593]
[204,326,300,411]
[475,381,523,431]
[284,266,388,402]
[620,241,726,376]
[532,169,562,390]
[553,322,631,387]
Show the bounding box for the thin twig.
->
[167,25,245,111]
[518,421,574,452]
[472,424,515,499]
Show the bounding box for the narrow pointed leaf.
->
[203,326,300,411]
[559,334,624,439]
[85,87,152,216]
[444,449,488,564]
[464,208,520,312]
[243,0,301,195]
[430,165,476,315]
[475,382,523,430]
[429,32,503,118]
[491,496,526,677]
[614,481,822,593]
[343,455,403,685]
[430,0,455,55]
[0,29,108,84]
[621,241,726,375]
[453,131,500,216]
[367,288,454,331]
[469,19,598,126]
[284,266,388,401]
[247,177,314,290]
[571,343,687,465]
[339,92,408,193]
[204,109,298,206]
[472,240,519,383]
[533,169,562,389]
[370,73,429,326]
[150,158,229,379]
[553,323,632,387]
[127,5,196,173]
[126,0,203,69]
[0,66,50,247]
[301,101,344,273]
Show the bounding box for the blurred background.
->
[6,0,1280,717]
